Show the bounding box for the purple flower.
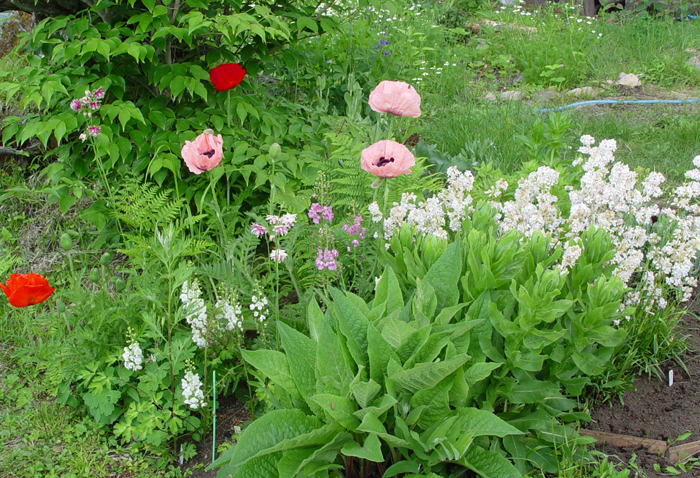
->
[316,248,339,271]
[70,99,82,112]
[308,203,324,224]
[93,87,104,100]
[321,206,333,223]
[266,214,280,225]
[251,223,267,237]
[88,102,100,110]
[88,126,101,136]
[379,40,390,45]
[351,239,359,247]
[382,51,390,56]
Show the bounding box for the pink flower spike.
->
[181,131,224,174]
[88,126,101,136]
[251,224,267,237]
[361,140,415,179]
[70,99,82,112]
[270,249,288,263]
[272,224,289,236]
[368,81,421,117]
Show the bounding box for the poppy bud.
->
[100,252,112,266]
[114,277,126,291]
[269,142,281,159]
[56,300,66,313]
[89,269,100,283]
[60,233,73,252]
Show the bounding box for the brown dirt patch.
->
[589,297,700,477]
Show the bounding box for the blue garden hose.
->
[539,97,700,113]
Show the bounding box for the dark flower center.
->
[201,149,216,158]
[376,156,394,167]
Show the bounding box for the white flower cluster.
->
[497,166,561,240]
[249,294,269,322]
[181,371,206,409]
[373,136,700,315]
[180,280,210,348]
[380,167,475,240]
[216,298,243,331]
[122,342,143,371]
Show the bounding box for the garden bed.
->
[588,296,700,477]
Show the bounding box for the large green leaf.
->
[456,408,524,437]
[340,433,384,462]
[356,412,409,448]
[409,376,453,429]
[329,287,369,368]
[459,445,523,478]
[217,451,281,478]
[367,323,400,386]
[277,432,352,478]
[307,298,325,342]
[350,375,381,408]
[279,322,317,401]
[395,324,431,364]
[219,410,322,470]
[403,329,452,369]
[373,265,404,314]
[353,394,397,421]
[308,394,360,430]
[422,240,462,310]
[316,321,352,395]
[241,349,301,399]
[390,354,470,394]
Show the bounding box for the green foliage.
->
[214,263,525,478]
[111,175,183,233]
[382,209,628,475]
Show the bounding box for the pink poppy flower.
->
[181,131,224,174]
[368,81,421,117]
[361,140,415,179]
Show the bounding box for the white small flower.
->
[181,371,206,409]
[123,342,144,371]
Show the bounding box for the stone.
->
[615,72,641,88]
[532,90,557,102]
[0,11,33,58]
[500,90,523,101]
[687,56,700,70]
[567,87,598,99]
[483,92,498,101]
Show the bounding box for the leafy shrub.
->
[0,0,342,233]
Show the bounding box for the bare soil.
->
[589,297,700,477]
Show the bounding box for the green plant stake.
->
[212,370,216,464]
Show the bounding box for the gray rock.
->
[567,87,598,98]
[500,90,523,101]
[483,92,498,101]
[687,56,700,70]
[615,73,641,88]
[532,90,558,102]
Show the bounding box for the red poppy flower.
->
[0,273,55,308]
[209,63,246,92]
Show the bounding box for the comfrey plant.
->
[212,263,525,478]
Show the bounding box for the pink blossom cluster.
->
[251,214,296,238]
[316,248,339,271]
[342,215,366,250]
[308,203,333,224]
[70,87,104,113]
